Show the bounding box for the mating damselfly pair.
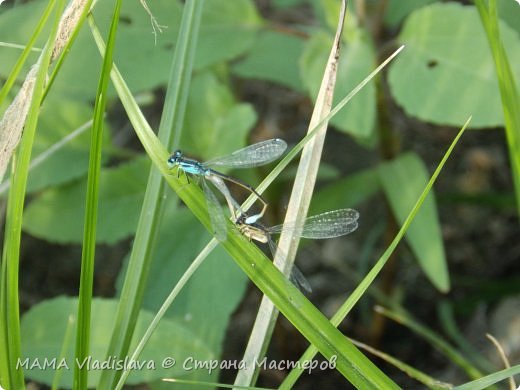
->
[167,139,359,292]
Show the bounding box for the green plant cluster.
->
[0,0,519,388]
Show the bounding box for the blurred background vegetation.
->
[1,0,519,388]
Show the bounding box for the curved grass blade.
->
[73,0,122,388]
[374,305,483,381]
[94,1,205,388]
[95,31,401,390]
[349,338,453,389]
[0,0,55,107]
[234,1,348,385]
[281,121,470,388]
[0,1,64,388]
[453,364,520,390]
[475,0,520,216]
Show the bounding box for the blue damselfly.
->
[167,139,287,241]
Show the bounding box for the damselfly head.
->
[167,150,183,167]
[235,213,248,225]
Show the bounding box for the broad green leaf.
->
[0,1,48,77]
[388,2,520,128]
[21,297,213,388]
[180,71,257,159]
[26,98,108,192]
[272,0,308,8]
[280,161,341,183]
[300,25,376,140]
[497,0,520,35]
[384,0,436,27]
[378,152,449,292]
[116,206,248,383]
[22,157,149,244]
[232,30,305,91]
[195,0,263,69]
[0,0,261,100]
[309,167,380,214]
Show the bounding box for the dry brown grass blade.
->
[486,333,517,390]
[0,66,37,182]
[233,0,348,386]
[0,0,90,183]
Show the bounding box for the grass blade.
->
[235,0,347,386]
[90,7,407,385]
[475,0,520,215]
[0,0,55,107]
[375,305,483,380]
[92,35,400,390]
[114,240,218,389]
[453,364,520,390]
[281,119,470,388]
[0,1,64,388]
[95,1,205,388]
[73,0,121,388]
[43,0,95,102]
[349,338,453,389]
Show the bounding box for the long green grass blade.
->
[42,0,94,102]
[236,0,347,385]
[114,239,218,389]
[281,119,470,388]
[73,1,121,388]
[375,306,483,380]
[349,338,453,389]
[94,1,205,388]
[0,0,55,106]
[453,364,520,390]
[475,0,520,215]
[0,1,64,388]
[91,36,400,390]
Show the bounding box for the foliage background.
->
[0,0,519,388]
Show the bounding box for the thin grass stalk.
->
[92,21,402,385]
[475,0,520,215]
[96,46,400,390]
[349,338,453,389]
[95,1,204,388]
[114,239,218,389]
[234,1,347,386]
[73,1,121,388]
[163,377,271,389]
[0,1,64,388]
[43,0,95,102]
[281,120,470,388]
[375,305,483,380]
[0,119,93,195]
[438,301,496,373]
[51,314,75,390]
[453,364,520,390]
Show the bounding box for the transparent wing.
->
[207,174,242,220]
[203,139,287,169]
[289,265,312,294]
[202,179,227,242]
[267,239,312,293]
[268,209,359,239]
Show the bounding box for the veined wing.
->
[203,139,287,169]
[202,179,227,242]
[207,174,242,220]
[267,239,312,293]
[268,209,359,239]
